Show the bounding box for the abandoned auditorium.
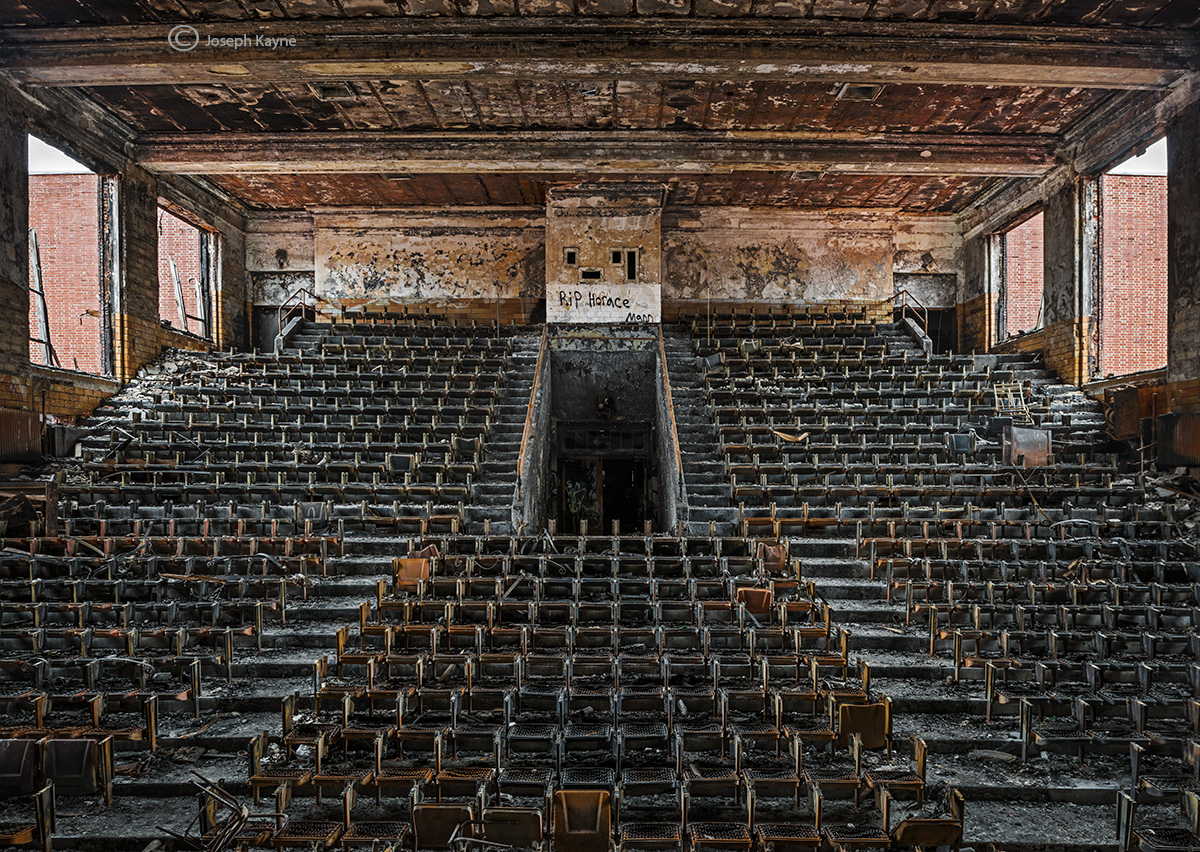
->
[3,4,1200,852]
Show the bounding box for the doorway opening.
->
[556,422,651,534]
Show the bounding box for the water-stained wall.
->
[242,206,962,313]
[663,210,896,303]
[314,210,545,303]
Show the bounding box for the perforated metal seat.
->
[620,821,682,849]
[688,822,753,850]
[560,767,615,788]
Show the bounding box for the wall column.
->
[113,165,161,381]
[0,90,29,381]
[1167,98,1200,385]
[957,234,990,353]
[1036,176,1095,384]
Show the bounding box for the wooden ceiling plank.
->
[657,80,712,131]
[249,83,321,130]
[337,0,402,14]
[133,130,1060,176]
[374,79,440,128]
[464,80,526,128]
[700,81,759,130]
[84,86,187,132]
[270,82,355,129]
[562,80,616,129]
[5,20,1190,90]
[1150,0,1200,27]
[613,80,664,130]
[748,0,813,16]
[864,0,934,20]
[323,80,398,129]
[276,0,349,15]
[809,0,872,19]
[693,0,753,18]
[517,80,576,128]
[635,0,691,15]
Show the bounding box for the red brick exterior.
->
[1099,174,1168,376]
[26,173,104,375]
[1004,212,1044,336]
[1002,177,1168,378]
[156,208,206,337]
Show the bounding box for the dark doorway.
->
[602,458,646,532]
[555,421,651,534]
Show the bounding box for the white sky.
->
[1108,137,1167,175]
[28,135,93,174]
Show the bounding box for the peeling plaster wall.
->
[546,184,664,323]
[893,217,963,308]
[1042,179,1082,327]
[661,210,957,305]
[243,205,962,315]
[314,210,545,304]
[246,213,317,305]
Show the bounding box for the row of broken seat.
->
[93,405,496,434]
[80,433,487,468]
[62,479,476,512]
[686,317,881,340]
[58,484,468,523]
[0,735,113,851]
[213,691,962,849]
[891,559,1198,593]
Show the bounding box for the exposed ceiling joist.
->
[2,19,1195,89]
[132,130,1058,177]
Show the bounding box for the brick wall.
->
[27,173,104,375]
[1004,212,1044,336]
[156,208,205,336]
[0,366,118,421]
[992,317,1092,386]
[1100,174,1169,376]
[1000,178,1169,379]
[956,292,992,353]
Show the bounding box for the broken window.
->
[157,206,213,340]
[611,248,638,282]
[999,211,1044,339]
[26,134,113,376]
[564,247,579,267]
[1096,138,1168,378]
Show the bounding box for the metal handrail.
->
[516,325,549,481]
[276,286,325,341]
[893,288,929,337]
[657,330,685,495]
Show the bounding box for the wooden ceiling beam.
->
[132,130,1059,176]
[2,19,1195,90]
